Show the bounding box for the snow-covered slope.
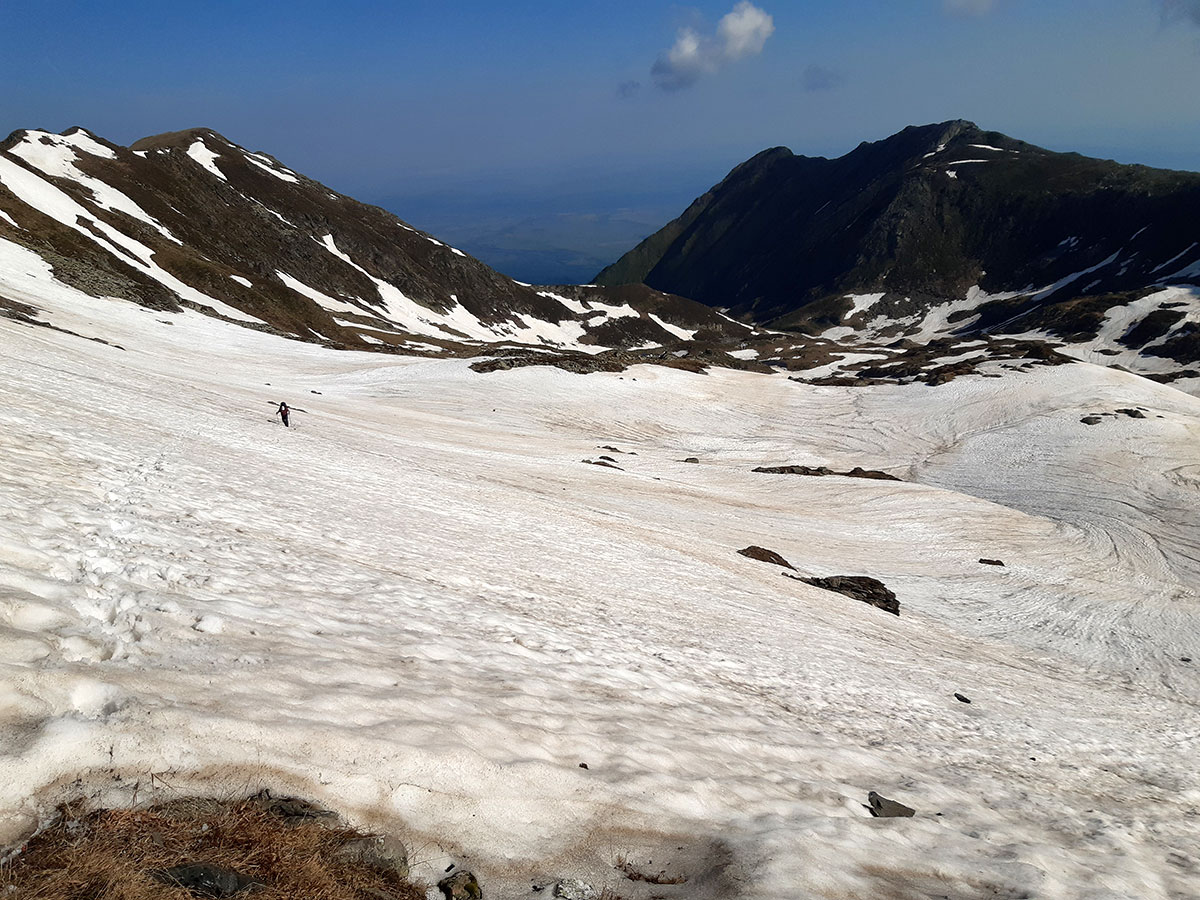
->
[2,273,1198,898]
[0,126,747,356]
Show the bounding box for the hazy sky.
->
[5,1,1200,281]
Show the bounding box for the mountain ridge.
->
[0,125,750,358]
[595,119,1200,340]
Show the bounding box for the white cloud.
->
[943,0,996,15]
[652,2,775,91]
[717,1,775,58]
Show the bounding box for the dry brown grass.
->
[1,795,425,900]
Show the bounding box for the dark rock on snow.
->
[979,558,1005,566]
[868,791,916,818]
[738,546,796,570]
[954,692,972,704]
[800,575,900,616]
[753,464,900,481]
[582,458,622,470]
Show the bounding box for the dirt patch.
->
[1,794,423,900]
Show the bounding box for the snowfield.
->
[2,285,1199,899]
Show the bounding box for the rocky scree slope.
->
[595,120,1200,384]
[0,126,748,357]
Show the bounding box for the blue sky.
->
[4,1,1200,282]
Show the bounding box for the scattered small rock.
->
[152,863,262,897]
[310,390,322,394]
[954,692,971,704]
[554,879,597,900]
[683,457,700,464]
[738,545,796,570]
[598,455,617,462]
[1080,415,1102,425]
[582,459,622,470]
[578,762,589,769]
[439,870,482,900]
[798,575,899,615]
[979,558,1005,567]
[1182,657,1192,663]
[1115,408,1146,418]
[867,791,915,818]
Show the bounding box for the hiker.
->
[275,402,290,427]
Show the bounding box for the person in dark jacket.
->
[275,402,290,427]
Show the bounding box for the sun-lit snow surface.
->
[2,282,1199,899]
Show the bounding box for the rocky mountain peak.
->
[595,121,1200,388]
[0,125,752,361]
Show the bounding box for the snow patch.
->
[8,132,181,244]
[186,140,227,181]
[648,314,697,341]
[244,154,299,183]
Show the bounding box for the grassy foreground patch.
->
[1,795,424,900]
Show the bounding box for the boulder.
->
[439,870,482,900]
[738,546,796,570]
[800,575,899,615]
[867,791,915,818]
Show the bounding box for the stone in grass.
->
[439,870,482,899]
[152,863,263,897]
[867,791,915,818]
[737,545,796,570]
[554,879,598,900]
[251,793,337,823]
[335,834,409,878]
[801,575,899,616]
